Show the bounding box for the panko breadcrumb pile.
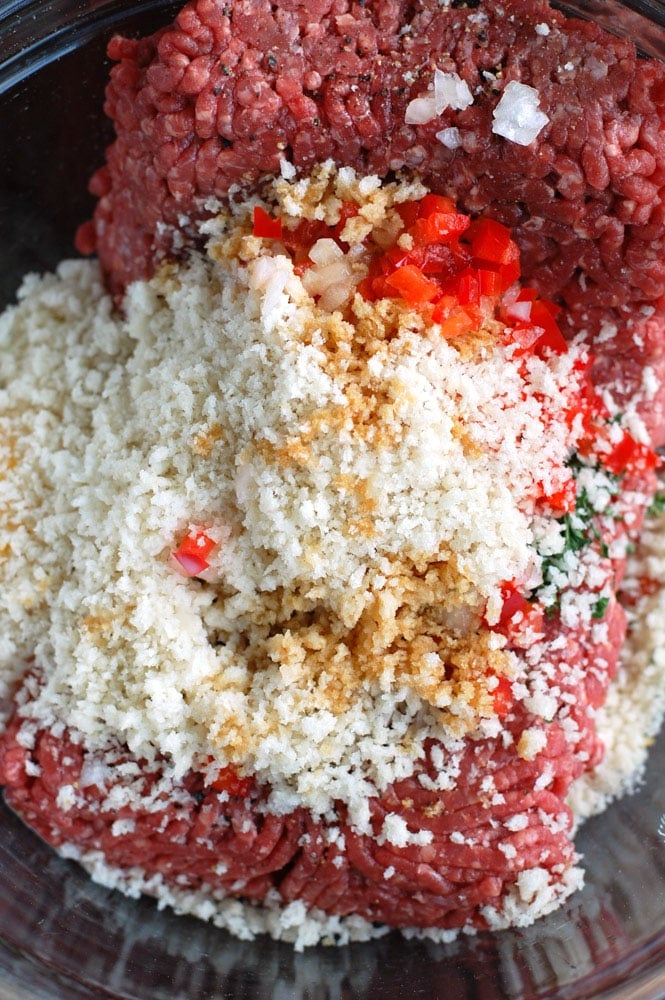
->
[1,164,664,947]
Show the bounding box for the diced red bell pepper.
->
[499,254,521,290]
[253,205,283,240]
[457,269,480,306]
[530,301,568,356]
[436,307,477,339]
[502,292,568,357]
[521,291,561,319]
[504,323,544,355]
[173,530,216,576]
[410,212,470,246]
[534,327,568,357]
[385,264,440,304]
[544,477,577,514]
[280,218,330,262]
[603,433,659,476]
[395,200,420,229]
[570,374,608,443]
[382,241,462,277]
[492,675,514,718]
[281,202,357,255]
[492,582,545,647]
[430,294,459,322]
[417,193,457,218]
[495,582,530,630]
[332,200,359,239]
[478,268,502,298]
[469,217,514,265]
[208,764,253,798]
[356,275,377,301]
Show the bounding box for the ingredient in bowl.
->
[1,0,664,949]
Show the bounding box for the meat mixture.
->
[1,0,664,948]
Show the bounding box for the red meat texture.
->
[78,0,665,315]
[0,599,627,931]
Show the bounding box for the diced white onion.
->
[405,95,439,125]
[248,255,277,290]
[318,278,356,313]
[436,126,462,150]
[505,300,532,322]
[437,605,478,634]
[308,238,344,265]
[491,81,549,146]
[433,70,474,113]
[302,259,350,295]
[279,157,297,179]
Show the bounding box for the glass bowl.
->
[0,1,664,996]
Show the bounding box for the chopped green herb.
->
[647,490,665,517]
[592,595,609,620]
[535,454,622,615]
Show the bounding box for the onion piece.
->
[309,238,344,265]
[492,81,549,146]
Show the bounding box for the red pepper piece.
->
[530,301,568,356]
[492,582,545,647]
[411,212,470,246]
[499,254,521,290]
[478,268,502,298]
[544,477,577,514]
[332,200,359,238]
[382,241,464,278]
[252,205,283,239]
[437,307,476,339]
[603,434,659,476]
[363,273,399,302]
[504,323,544,355]
[430,294,460,322]
[282,217,327,253]
[417,193,457,218]
[208,765,253,798]
[469,217,514,265]
[173,530,216,576]
[356,275,376,301]
[457,269,480,306]
[496,582,530,629]
[385,264,440,304]
[395,200,420,229]
[533,327,568,357]
[492,676,514,718]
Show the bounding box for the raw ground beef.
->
[76,0,665,437]
[0,720,583,929]
[0,604,625,930]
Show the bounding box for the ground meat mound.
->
[0,593,631,932]
[79,0,665,333]
[76,0,665,441]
